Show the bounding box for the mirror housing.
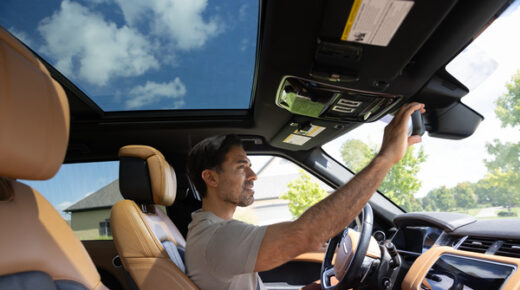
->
[425,102,483,140]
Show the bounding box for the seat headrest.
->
[119,145,176,206]
[0,27,70,180]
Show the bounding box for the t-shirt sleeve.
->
[206,220,267,276]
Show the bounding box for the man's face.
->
[215,145,257,207]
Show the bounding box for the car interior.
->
[1,0,520,289]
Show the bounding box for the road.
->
[476,206,502,218]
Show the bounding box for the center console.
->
[402,247,520,290]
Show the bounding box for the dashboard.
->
[389,212,520,290]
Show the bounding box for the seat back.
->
[111,145,198,290]
[0,27,106,290]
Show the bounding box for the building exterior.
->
[65,180,123,240]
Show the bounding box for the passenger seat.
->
[110,145,198,290]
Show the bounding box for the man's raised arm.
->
[255,102,425,272]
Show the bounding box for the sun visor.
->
[313,0,458,92]
[270,117,354,151]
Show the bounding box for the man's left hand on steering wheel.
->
[321,203,381,290]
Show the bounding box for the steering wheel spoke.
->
[321,266,336,290]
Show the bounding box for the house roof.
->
[65,180,123,212]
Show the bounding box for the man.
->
[185,103,426,290]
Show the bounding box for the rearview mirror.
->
[410,110,425,136]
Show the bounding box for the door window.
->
[233,156,332,225]
[23,161,119,240]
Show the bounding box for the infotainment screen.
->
[421,254,516,290]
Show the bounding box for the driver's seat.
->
[110,145,198,290]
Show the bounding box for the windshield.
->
[323,1,520,219]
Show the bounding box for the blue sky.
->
[0,0,258,111]
[23,162,119,217]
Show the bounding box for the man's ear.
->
[201,169,218,188]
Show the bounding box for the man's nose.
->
[246,167,257,180]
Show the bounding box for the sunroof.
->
[0,0,259,111]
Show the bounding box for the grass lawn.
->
[460,207,482,216]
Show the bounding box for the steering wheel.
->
[321,203,374,290]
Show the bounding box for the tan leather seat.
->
[0,27,107,289]
[111,145,198,290]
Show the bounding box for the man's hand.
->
[254,102,426,273]
[378,102,426,165]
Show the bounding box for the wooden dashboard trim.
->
[402,246,520,290]
[292,231,381,264]
[293,251,327,263]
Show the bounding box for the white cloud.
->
[83,191,95,197]
[8,27,34,47]
[114,0,223,51]
[56,201,73,211]
[239,4,248,21]
[126,77,187,109]
[240,38,248,52]
[38,0,159,86]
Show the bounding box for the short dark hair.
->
[186,134,243,198]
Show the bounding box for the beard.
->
[237,193,254,207]
[237,181,255,207]
[222,181,255,207]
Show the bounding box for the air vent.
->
[496,240,520,258]
[458,237,496,253]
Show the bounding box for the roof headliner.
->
[31,0,512,166]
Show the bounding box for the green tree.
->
[482,70,520,211]
[340,138,426,212]
[340,139,373,172]
[422,186,456,211]
[481,170,520,211]
[495,70,520,127]
[485,141,520,172]
[421,195,437,212]
[381,147,426,212]
[453,182,477,209]
[280,171,328,219]
[471,179,493,204]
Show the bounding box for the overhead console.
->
[276,76,402,123]
[267,0,512,150]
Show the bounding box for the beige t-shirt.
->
[185,210,267,290]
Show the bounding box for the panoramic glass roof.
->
[0,0,259,111]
